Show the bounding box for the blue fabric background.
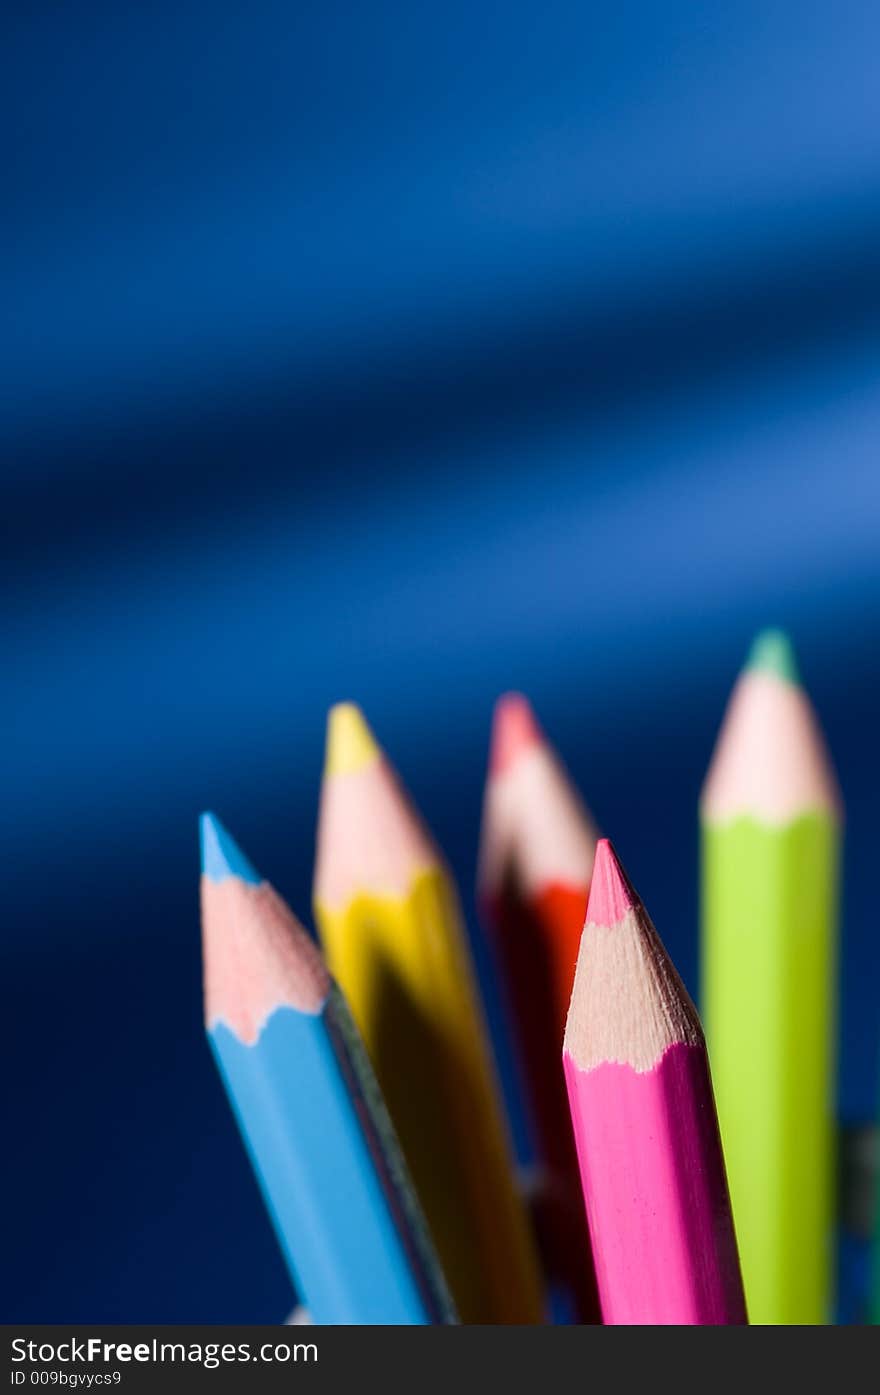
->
[4,2,879,1320]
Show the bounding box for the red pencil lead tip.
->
[585,838,638,927]
[490,692,543,775]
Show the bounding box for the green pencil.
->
[700,631,841,1325]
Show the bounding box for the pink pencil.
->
[563,839,747,1325]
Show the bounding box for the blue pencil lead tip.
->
[200,811,262,886]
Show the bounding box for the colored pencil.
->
[874,1104,880,1323]
[313,703,544,1324]
[200,812,456,1326]
[701,630,841,1324]
[478,693,599,1319]
[563,838,747,1325]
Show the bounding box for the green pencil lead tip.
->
[744,628,800,686]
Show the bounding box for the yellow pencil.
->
[313,703,544,1324]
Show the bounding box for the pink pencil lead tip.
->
[490,692,543,775]
[586,838,638,927]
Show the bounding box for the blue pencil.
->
[199,812,456,1325]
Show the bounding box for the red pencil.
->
[563,839,747,1325]
[478,693,599,1320]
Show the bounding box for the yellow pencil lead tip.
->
[325,702,380,777]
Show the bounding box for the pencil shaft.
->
[564,1043,747,1324]
[489,882,583,1169]
[701,813,838,1324]
[487,881,598,1319]
[873,1100,880,1322]
[210,990,453,1325]
[318,867,543,1323]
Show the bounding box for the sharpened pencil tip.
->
[744,628,799,686]
[490,693,543,774]
[586,838,637,927]
[200,812,262,886]
[325,702,380,777]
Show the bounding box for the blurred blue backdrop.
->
[4,1,880,1321]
